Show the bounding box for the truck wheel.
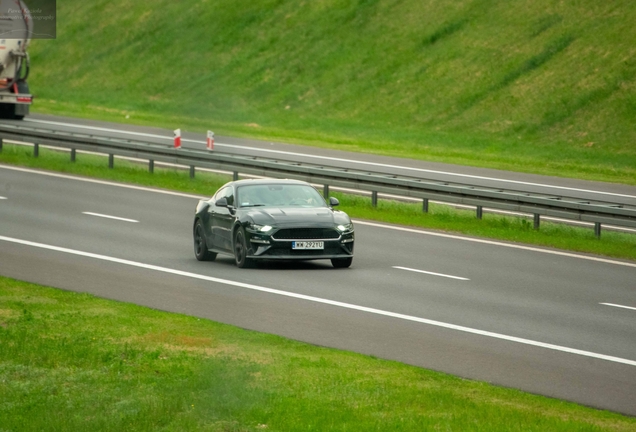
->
[0,104,14,119]
[12,81,29,119]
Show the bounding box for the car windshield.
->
[237,184,327,208]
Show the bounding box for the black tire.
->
[8,81,28,120]
[0,103,14,119]
[234,227,254,268]
[193,220,216,261]
[0,103,24,120]
[331,257,353,268]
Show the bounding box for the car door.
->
[218,186,236,251]
[209,186,235,253]
[209,187,229,251]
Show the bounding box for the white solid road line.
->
[24,118,636,201]
[354,220,636,269]
[82,212,139,223]
[1,234,636,368]
[0,164,202,199]
[393,266,469,281]
[601,303,636,312]
[2,163,636,269]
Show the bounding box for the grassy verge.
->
[32,100,636,187]
[28,1,636,185]
[1,276,635,431]
[2,142,635,262]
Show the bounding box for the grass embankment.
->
[2,143,635,262]
[1,276,635,431]
[29,0,636,185]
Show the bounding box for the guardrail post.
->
[476,206,483,219]
[108,154,114,169]
[0,138,3,152]
[594,222,602,238]
[371,191,378,207]
[422,198,429,213]
[534,214,540,230]
[34,143,39,157]
[70,148,76,162]
[323,185,329,199]
[149,160,154,173]
[189,166,195,179]
[233,171,239,181]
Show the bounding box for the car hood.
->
[244,207,350,226]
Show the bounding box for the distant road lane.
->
[11,113,636,207]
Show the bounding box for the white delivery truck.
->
[0,1,33,119]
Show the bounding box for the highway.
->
[1,115,636,415]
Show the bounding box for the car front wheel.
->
[331,257,353,268]
[234,227,254,268]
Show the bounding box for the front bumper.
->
[245,228,354,260]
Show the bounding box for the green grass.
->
[2,142,635,262]
[2,276,635,431]
[27,0,636,185]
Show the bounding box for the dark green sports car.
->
[193,179,354,268]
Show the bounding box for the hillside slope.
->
[28,0,636,182]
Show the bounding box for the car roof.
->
[230,179,310,187]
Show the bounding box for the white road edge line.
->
[354,220,636,269]
[0,164,202,199]
[393,266,469,281]
[601,303,636,312]
[24,118,636,200]
[82,212,139,223]
[1,234,635,367]
[2,163,636,269]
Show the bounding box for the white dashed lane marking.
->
[601,303,636,312]
[82,212,139,223]
[393,266,470,281]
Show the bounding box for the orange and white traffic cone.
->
[206,130,215,151]
[174,128,182,149]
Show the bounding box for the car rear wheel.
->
[234,227,254,268]
[194,221,217,261]
[331,257,353,268]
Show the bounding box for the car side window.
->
[214,187,228,205]
[223,187,235,207]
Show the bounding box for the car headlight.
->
[251,223,273,232]
[336,223,354,233]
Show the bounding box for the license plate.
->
[292,241,324,250]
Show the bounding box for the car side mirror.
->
[215,197,228,207]
[329,197,340,207]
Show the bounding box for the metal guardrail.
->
[1,123,635,237]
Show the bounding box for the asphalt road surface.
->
[1,159,635,415]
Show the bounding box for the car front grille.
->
[266,243,344,256]
[272,228,340,240]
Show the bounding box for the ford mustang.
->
[193,179,354,268]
